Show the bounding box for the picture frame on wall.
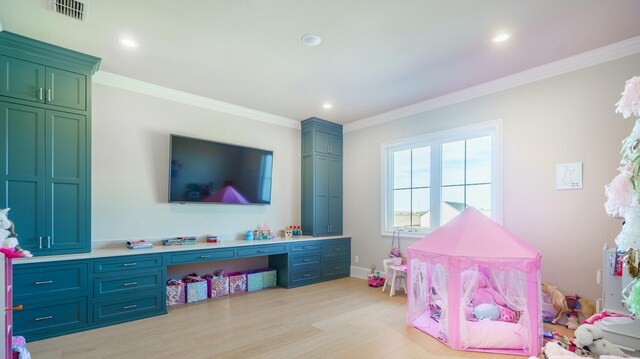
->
[556,162,583,190]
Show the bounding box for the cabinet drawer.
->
[94,270,163,298]
[290,242,321,252]
[94,291,163,324]
[14,262,87,300]
[289,269,321,287]
[236,244,287,258]
[170,249,235,265]
[14,296,87,341]
[323,240,350,260]
[290,253,321,271]
[322,259,350,279]
[93,255,164,274]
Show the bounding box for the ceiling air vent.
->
[49,0,87,21]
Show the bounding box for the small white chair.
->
[382,258,407,296]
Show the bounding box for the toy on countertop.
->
[0,208,32,258]
[254,224,273,240]
[206,235,218,243]
[574,323,627,357]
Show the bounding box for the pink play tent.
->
[406,207,542,357]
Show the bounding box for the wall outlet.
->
[355,255,359,263]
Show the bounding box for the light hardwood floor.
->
[28,277,548,358]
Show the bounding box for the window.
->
[382,121,501,236]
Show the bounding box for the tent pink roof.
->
[202,185,249,204]
[407,207,541,270]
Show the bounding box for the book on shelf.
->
[127,240,153,250]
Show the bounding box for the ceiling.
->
[1,0,640,125]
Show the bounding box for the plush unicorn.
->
[0,208,32,258]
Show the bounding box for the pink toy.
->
[406,208,542,357]
[499,306,516,323]
[461,270,507,307]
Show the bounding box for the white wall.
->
[91,85,300,244]
[344,54,640,301]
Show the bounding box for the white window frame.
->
[380,119,503,238]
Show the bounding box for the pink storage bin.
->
[205,275,230,298]
[228,272,247,294]
[166,280,186,306]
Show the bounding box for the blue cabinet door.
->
[0,102,46,253]
[45,110,88,253]
[328,157,342,234]
[0,56,45,104]
[46,67,86,110]
[315,156,330,235]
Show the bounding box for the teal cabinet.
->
[0,32,99,255]
[301,118,343,236]
[0,55,86,110]
[0,103,88,254]
[0,56,45,103]
[13,296,88,341]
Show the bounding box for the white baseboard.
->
[350,265,371,280]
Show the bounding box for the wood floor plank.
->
[26,277,540,358]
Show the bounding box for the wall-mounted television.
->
[169,135,273,204]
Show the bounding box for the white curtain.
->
[431,263,449,337]
[409,259,427,322]
[459,267,479,348]
[490,268,530,353]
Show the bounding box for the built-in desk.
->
[12,236,351,341]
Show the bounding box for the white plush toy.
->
[0,208,32,257]
[574,324,628,357]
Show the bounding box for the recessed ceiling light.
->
[118,37,139,48]
[323,103,333,109]
[302,34,322,47]
[492,33,511,43]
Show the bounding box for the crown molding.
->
[344,35,640,133]
[93,71,300,129]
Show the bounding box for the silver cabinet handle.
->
[123,305,137,310]
[122,263,137,267]
[199,255,211,258]
[50,235,54,245]
[35,316,53,321]
[334,248,341,251]
[334,267,341,270]
[122,282,138,287]
[35,280,53,285]
[47,236,51,248]
[47,89,52,102]
[303,274,311,278]
[38,237,43,249]
[303,259,311,262]
[257,250,267,253]
[39,88,43,100]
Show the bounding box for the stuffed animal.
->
[574,324,628,357]
[0,208,31,258]
[461,270,506,306]
[499,306,516,323]
[566,312,579,330]
[473,303,500,321]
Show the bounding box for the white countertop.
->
[13,235,351,265]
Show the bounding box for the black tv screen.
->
[169,135,273,204]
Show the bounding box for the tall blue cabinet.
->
[0,32,100,255]
[301,118,343,236]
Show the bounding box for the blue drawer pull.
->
[35,280,53,285]
[123,305,137,310]
[199,255,211,258]
[35,316,53,321]
[303,259,311,262]
[122,282,138,287]
[122,263,137,267]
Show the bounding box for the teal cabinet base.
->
[14,237,350,341]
